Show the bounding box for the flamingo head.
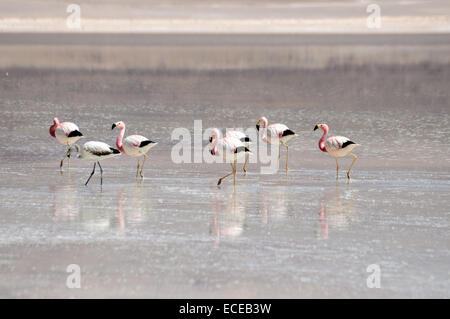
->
[67,144,81,158]
[314,123,328,132]
[209,128,220,143]
[112,121,125,130]
[49,117,59,138]
[256,116,268,131]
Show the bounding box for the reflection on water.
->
[210,189,246,245]
[52,182,153,233]
[209,182,292,243]
[259,186,289,224]
[317,185,357,240]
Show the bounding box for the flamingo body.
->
[256,116,296,172]
[324,136,359,157]
[49,117,84,170]
[68,141,120,186]
[211,136,249,162]
[122,134,158,157]
[209,128,251,185]
[78,141,121,160]
[49,118,83,146]
[262,123,295,145]
[225,130,251,147]
[314,123,360,179]
[112,121,157,178]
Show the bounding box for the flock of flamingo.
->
[49,116,360,186]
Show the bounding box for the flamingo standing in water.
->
[209,129,251,173]
[67,141,121,185]
[314,123,360,179]
[209,128,251,185]
[112,121,157,178]
[49,117,84,170]
[256,116,296,172]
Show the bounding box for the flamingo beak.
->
[112,123,117,130]
[314,124,319,131]
[256,124,260,131]
[209,137,212,143]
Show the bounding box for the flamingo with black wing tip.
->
[209,128,251,186]
[49,117,84,170]
[314,123,360,179]
[256,116,296,172]
[210,129,251,173]
[68,141,121,186]
[112,121,157,178]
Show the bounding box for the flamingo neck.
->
[116,126,125,153]
[210,129,222,155]
[210,135,219,155]
[49,124,57,138]
[319,127,328,153]
[260,119,269,143]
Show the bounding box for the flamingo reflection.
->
[259,186,288,225]
[210,189,246,245]
[317,186,357,240]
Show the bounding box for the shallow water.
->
[0,34,449,298]
[0,164,449,298]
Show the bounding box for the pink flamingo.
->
[49,117,84,170]
[209,128,251,185]
[314,123,360,179]
[112,121,157,178]
[256,116,296,172]
[209,129,251,173]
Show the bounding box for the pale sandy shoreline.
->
[1,16,449,34]
[1,0,449,34]
[1,33,449,70]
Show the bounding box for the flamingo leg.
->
[97,161,103,186]
[243,153,248,174]
[60,148,69,171]
[233,159,237,185]
[136,159,140,178]
[278,143,281,160]
[347,153,357,179]
[140,154,147,178]
[85,162,96,186]
[335,158,339,179]
[217,163,234,186]
[285,144,289,173]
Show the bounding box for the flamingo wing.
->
[83,141,120,157]
[325,136,352,152]
[60,122,80,136]
[226,130,251,143]
[268,123,289,138]
[124,135,150,148]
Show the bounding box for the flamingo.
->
[67,141,121,185]
[209,128,251,185]
[256,116,296,172]
[209,129,251,173]
[314,123,360,179]
[112,121,157,178]
[49,117,84,170]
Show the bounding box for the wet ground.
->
[0,33,449,298]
